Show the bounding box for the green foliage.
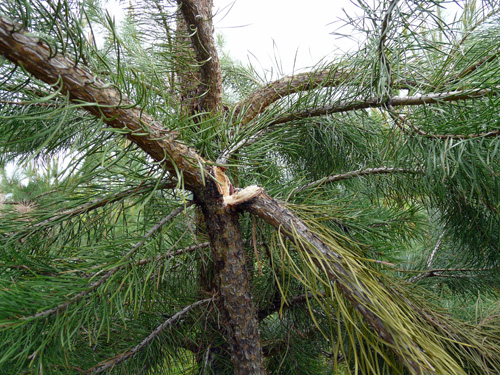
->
[2,0,500,374]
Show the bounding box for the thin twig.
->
[29,181,174,230]
[426,231,445,269]
[293,167,423,195]
[87,298,212,374]
[271,87,500,138]
[23,202,194,320]
[409,266,499,283]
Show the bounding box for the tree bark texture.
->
[0,15,206,190]
[0,8,450,375]
[196,184,266,375]
[177,0,222,113]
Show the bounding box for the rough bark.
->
[232,69,349,125]
[0,15,206,190]
[177,0,222,113]
[196,184,266,375]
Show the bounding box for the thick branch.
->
[243,191,436,374]
[88,298,212,374]
[177,0,222,112]
[233,70,349,125]
[0,15,206,190]
[293,167,423,194]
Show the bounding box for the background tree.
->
[2,0,500,374]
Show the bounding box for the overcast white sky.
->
[103,0,361,75]
[212,0,359,74]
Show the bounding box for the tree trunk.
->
[196,183,266,375]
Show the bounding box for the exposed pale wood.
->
[197,183,266,375]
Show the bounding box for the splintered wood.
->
[212,166,262,207]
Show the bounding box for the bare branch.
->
[22,202,194,320]
[426,231,445,269]
[377,0,398,92]
[177,0,222,112]
[293,167,423,195]
[0,15,207,190]
[88,298,213,374]
[409,266,499,283]
[233,69,350,125]
[271,87,500,140]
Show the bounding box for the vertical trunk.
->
[197,185,266,375]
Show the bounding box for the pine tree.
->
[2,0,500,374]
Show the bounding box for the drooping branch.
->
[0,15,207,190]
[242,190,466,374]
[22,203,193,320]
[88,298,213,374]
[293,167,423,195]
[233,69,350,125]
[177,0,222,112]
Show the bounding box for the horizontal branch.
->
[271,87,500,137]
[88,298,212,374]
[23,203,194,320]
[0,15,207,190]
[293,167,423,194]
[409,266,499,283]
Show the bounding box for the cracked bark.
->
[0,15,206,190]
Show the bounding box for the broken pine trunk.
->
[3,1,500,374]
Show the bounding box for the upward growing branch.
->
[177,0,222,112]
[233,69,350,125]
